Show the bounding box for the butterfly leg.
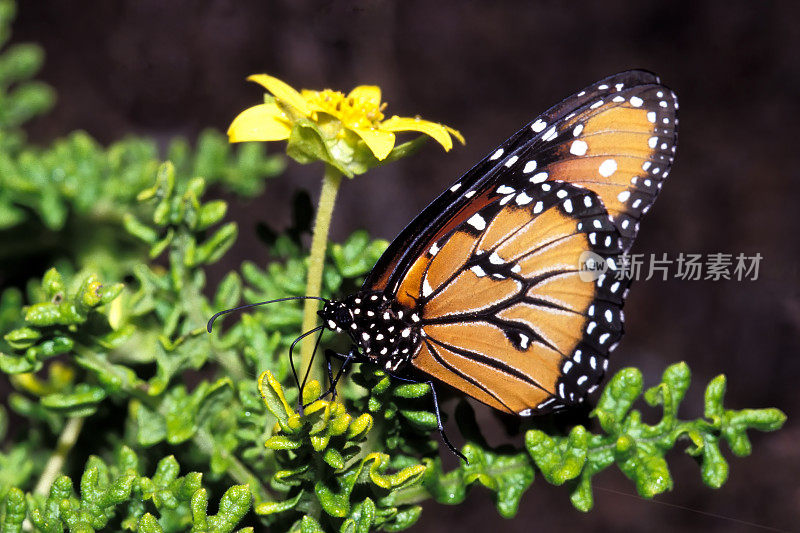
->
[386,372,468,464]
[303,348,355,407]
[324,349,338,400]
[289,325,324,415]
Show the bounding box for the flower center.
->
[305,89,386,129]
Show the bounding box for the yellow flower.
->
[228,74,464,165]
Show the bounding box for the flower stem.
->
[300,165,342,383]
[33,416,84,495]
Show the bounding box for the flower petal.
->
[227,103,292,143]
[247,74,312,116]
[380,116,462,152]
[445,125,466,146]
[347,85,382,106]
[351,127,396,160]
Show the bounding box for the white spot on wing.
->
[531,119,547,132]
[470,265,487,277]
[489,251,504,264]
[467,213,486,230]
[422,278,433,297]
[530,172,548,183]
[598,159,618,177]
[570,140,588,156]
[519,333,529,349]
[515,191,533,205]
[489,148,504,160]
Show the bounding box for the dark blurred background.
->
[13,1,800,531]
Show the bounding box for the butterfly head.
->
[318,301,353,333]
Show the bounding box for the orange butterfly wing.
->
[403,180,624,414]
[365,70,677,294]
[360,71,677,414]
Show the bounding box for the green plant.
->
[0,0,283,284]
[0,2,786,531]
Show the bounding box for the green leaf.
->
[593,367,643,432]
[704,374,726,420]
[196,199,228,231]
[295,515,325,533]
[525,425,587,485]
[40,384,107,416]
[214,272,242,312]
[340,497,376,533]
[0,351,39,374]
[461,445,533,518]
[194,222,238,265]
[382,505,422,532]
[255,491,303,516]
[698,435,729,489]
[569,476,594,512]
[190,485,251,533]
[138,513,165,533]
[258,370,294,429]
[123,213,159,243]
[616,444,673,498]
[2,488,26,532]
[3,326,40,349]
[315,477,351,517]
[134,401,167,446]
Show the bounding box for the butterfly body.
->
[322,69,677,423]
[319,292,422,373]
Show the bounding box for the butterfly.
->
[210,70,678,461]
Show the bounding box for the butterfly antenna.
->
[206,296,329,333]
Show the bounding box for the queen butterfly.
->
[211,70,678,461]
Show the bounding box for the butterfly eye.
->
[320,303,352,328]
[334,306,353,326]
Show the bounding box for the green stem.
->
[33,417,85,495]
[300,165,342,383]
